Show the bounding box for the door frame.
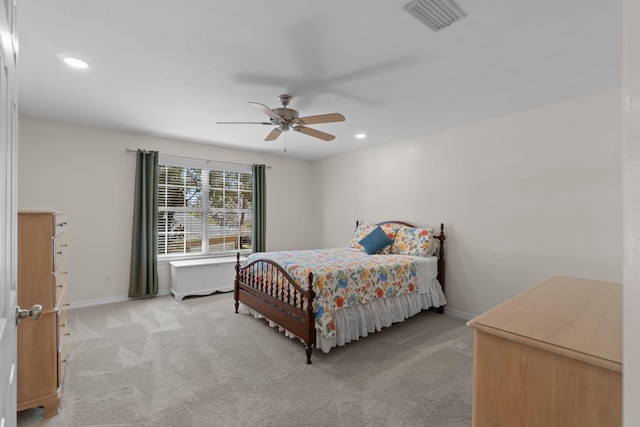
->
[1,0,19,426]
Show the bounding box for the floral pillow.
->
[391,226,434,257]
[377,222,405,254]
[348,224,375,251]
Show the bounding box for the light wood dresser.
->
[17,211,69,417]
[467,275,622,427]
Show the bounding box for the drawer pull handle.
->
[64,303,70,307]
[56,251,63,255]
[61,244,68,247]
[57,284,63,288]
[64,332,70,337]
[58,222,67,227]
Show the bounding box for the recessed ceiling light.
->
[62,57,89,69]
[355,133,367,139]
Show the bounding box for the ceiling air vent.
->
[403,0,467,32]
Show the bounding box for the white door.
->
[0,0,19,426]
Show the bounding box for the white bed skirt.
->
[239,278,447,353]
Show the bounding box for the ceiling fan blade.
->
[249,102,283,121]
[297,113,345,125]
[265,128,283,141]
[293,126,335,142]
[216,121,272,125]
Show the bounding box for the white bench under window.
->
[169,257,244,301]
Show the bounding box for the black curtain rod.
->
[125,148,271,169]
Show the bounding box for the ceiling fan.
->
[217,94,345,142]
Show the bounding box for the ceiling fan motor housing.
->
[272,94,300,126]
[273,107,299,121]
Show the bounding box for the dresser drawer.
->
[57,302,69,387]
[55,273,68,305]
[54,213,68,236]
[54,231,67,273]
[57,345,68,387]
[57,304,68,343]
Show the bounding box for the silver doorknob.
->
[15,304,43,325]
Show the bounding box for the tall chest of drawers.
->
[17,211,69,417]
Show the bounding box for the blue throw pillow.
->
[359,226,394,255]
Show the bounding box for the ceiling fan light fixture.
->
[403,0,467,32]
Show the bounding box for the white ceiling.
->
[17,1,621,161]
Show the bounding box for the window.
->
[157,155,252,257]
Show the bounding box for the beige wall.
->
[18,89,623,317]
[313,89,623,316]
[18,117,319,304]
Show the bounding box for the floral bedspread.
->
[244,248,421,338]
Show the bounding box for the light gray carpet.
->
[17,292,474,427]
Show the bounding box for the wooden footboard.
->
[234,253,317,364]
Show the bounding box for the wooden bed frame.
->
[234,221,446,364]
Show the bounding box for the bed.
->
[233,221,447,364]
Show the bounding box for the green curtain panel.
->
[252,164,266,252]
[129,149,159,298]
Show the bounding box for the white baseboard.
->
[443,306,475,321]
[69,289,171,309]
